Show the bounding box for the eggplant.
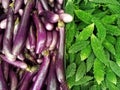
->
[14,0,24,14]
[0,18,7,29]
[32,11,46,54]
[3,6,16,61]
[40,0,49,11]
[1,0,10,10]
[0,62,8,90]
[32,51,50,90]
[46,31,52,48]
[10,69,18,90]
[36,0,43,15]
[12,0,35,56]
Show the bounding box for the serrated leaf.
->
[69,53,75,63]
[106,80,119,90]
[75,61,86,81]
[86,53,95,72]
[66,21,76,47]
[115,37,120,66]
[94,58,105,85]
[77,23,94,41]
[89,0,120,5]
[75,76,93,86]
[106,35,116,45]
[80,44,92,61]
[103,39,116,55]
[75,10,93,24]
[66,63,76,79]
[91,34,109,66]
[106,68,117,85]
[110,61,120,77]
[92,18,106,42]
[67,76,75,89]
[105,24,120,36]
[69,40,89,53]
[101,14,118,24]
[107,4,120,14]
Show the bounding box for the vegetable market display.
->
[65,0,120,90]
[0,0,73,90]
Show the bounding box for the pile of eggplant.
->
[0,0,73,90]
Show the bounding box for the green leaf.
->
[103,39,116,55]
[72,85,80,90]
[115,36,120,66]
[69,53,75,63]
[89,85,101,90]
[75,61,86,81]
[75,76,93,86]
[110,61,120,77]
[107,4,120,14]
[66,63,76,79]
[106,68,117,85]
[75,53,81,66]
[67,76,75,89]
[80,44,92,61]
[101,14,118,24]
[94,58,105,85]
[106,35,116,45]
[66,21,76,47]
[86,53,95,72]
[77,23,94,41]
[89,0,120,5]
[69,40,89,53]
[106,80,119,90]
[75,10,93,24]
[105,24,120,36]
[92,18,106,42]
[91,34,109,66]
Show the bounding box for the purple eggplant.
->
[46,31,52,48]
[1,0,10,10]
[47,51,58,90]
[56,0,63,5]
[49,30,58,50]
[40,0,49,11]
[10,69,18,90]
[3,6,16,61]
[41,17,54,31]
[17,54,25,61]
[0,55,28,69]
[55,21,68,90]
[14,0,24,14]
[32,11,46,54]
[0,34,3,50]
[0,63,8,90]
[12,0,35,56]
[31,50,50,90]
[0,18,7,29]
[41,11,59,23]
[36,0,43,15]
[18,9,24,16]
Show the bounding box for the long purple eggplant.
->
[1,0,10,10]
[47,51,58,90]
[0,18,7,29]
[32,11,46,54]
[49,30,58,50]
[36,0,43,15]
[31,50,50,90]
[55,21,68,90]
[46,31,52,48]
[10,69,18,90]
[0,62,8,90]
[14,0,24,14]
[40,0,49,11]
[12,0,35,56]
[3,6,16,61]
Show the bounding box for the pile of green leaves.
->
[64,0,120,89]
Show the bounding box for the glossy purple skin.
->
[3,7,15,61]
[10,70,18,90]
[18,72,34,90]
[12,0,34,56]
[47,52,58,90]
[46,31,52,48]
[14,0,24,14]
[42,11,59,23]
[0,55,27,69]
[1,0,10,10]
[36,0,43,14]
[40,0,49,11]
[0,34,3,50]
[0,63,8,90]
[49,30,58,50]
[2,62,9,82]
[32,12,46,54]
[29,25,36,51]
[32,54,50,90]
[0,13,7,21]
